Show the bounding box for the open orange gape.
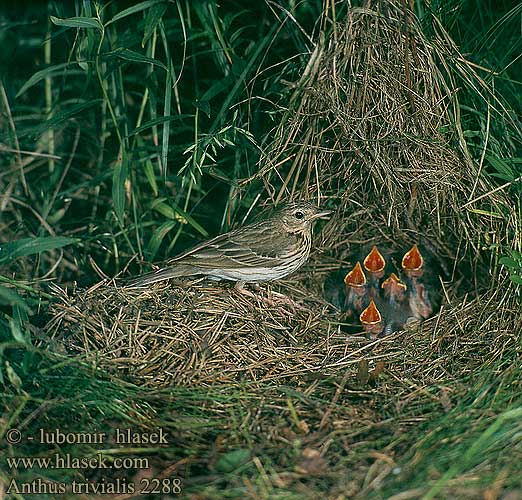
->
[325,244,441,338]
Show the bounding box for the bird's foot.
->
[269,290,306,311]
[234,282,302,314]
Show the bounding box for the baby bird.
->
[363,245,386,300]
[380,272,411,335]
[360,299,384,337]
[342,261,368,318]
[401,244,433,320]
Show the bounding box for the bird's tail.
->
[125,265,196,287]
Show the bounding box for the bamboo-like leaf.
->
[487,155,515,180]
[0,287,32,313]
[16,62,82,98]
[112,154,128,223]
[145,220,177,259]
[151,201,177,219]
[106,48,167,71]
[142,3,168,47]
[106,0,167,26]
[50,16,103,30]
[126,114,193,137]
[151,200,208,237]
[198,73,236,104]
[467,208,502,218]
[25,100,103,138]
[0,237,78,265]
[143,159,158,196]
[159,20,172,176]
[210,23,278,133]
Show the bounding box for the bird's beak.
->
[311,209,332,221]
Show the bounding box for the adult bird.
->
[127,201,331,295]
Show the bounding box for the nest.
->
[44,0,519,387]
[44,278,356,386]
[43,275,520,389]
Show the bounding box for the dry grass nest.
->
[44,0,519,387]
[42,275,520,392]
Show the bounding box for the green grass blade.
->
[50,16,102,30]
[19,100,103,139]
[151,199,208,237]
[106,0,167,26]
[0,287,32,313]
[105,47,167,71]
[142,3,168,47]
[112,152,128,224]
[144,220,177,259]
[0,237,78,265]
[159,20,173,177]
[16,62,81,98]
[126,114,193,137]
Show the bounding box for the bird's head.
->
[275,202,332,234]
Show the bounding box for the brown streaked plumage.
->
[127,201,331,289]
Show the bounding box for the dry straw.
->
[45,0,519,387]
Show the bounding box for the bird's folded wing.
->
[165,226,289,269]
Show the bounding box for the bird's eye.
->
[294,210,305,219]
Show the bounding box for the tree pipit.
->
[127,201,331,304]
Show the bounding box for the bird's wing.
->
[164,222,294,269]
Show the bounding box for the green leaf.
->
[510,275,522,285]
[16,63,82,98]
[5,360,22,390]
[112,165,127,224]
[486,155,515,180]
[145,220,177,260]
[126,114,193,137]
[112,154,128,223]
[499,257,518,268]
[488,172,515,182]
[106,48,167,71]
[106,0,167,25]
[50,16,103,30]
[209,22,278,134]
[215,449,251,473]
[151,201,178,220]
[142,3,168,47]
[151,200,208,237]
[199,73,236,104]
[194,99,211,118]
[467,208,502,219]
[0,237,78,265]
[144,159,158,196]
[9,318,29,345]
[26,100,103,139]
[159,21,172,175]
[0,287,32,313]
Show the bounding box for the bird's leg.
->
[234,281,280,306]
[234,281,301,313]
[268,290,304,311]
[234,281,258,300]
